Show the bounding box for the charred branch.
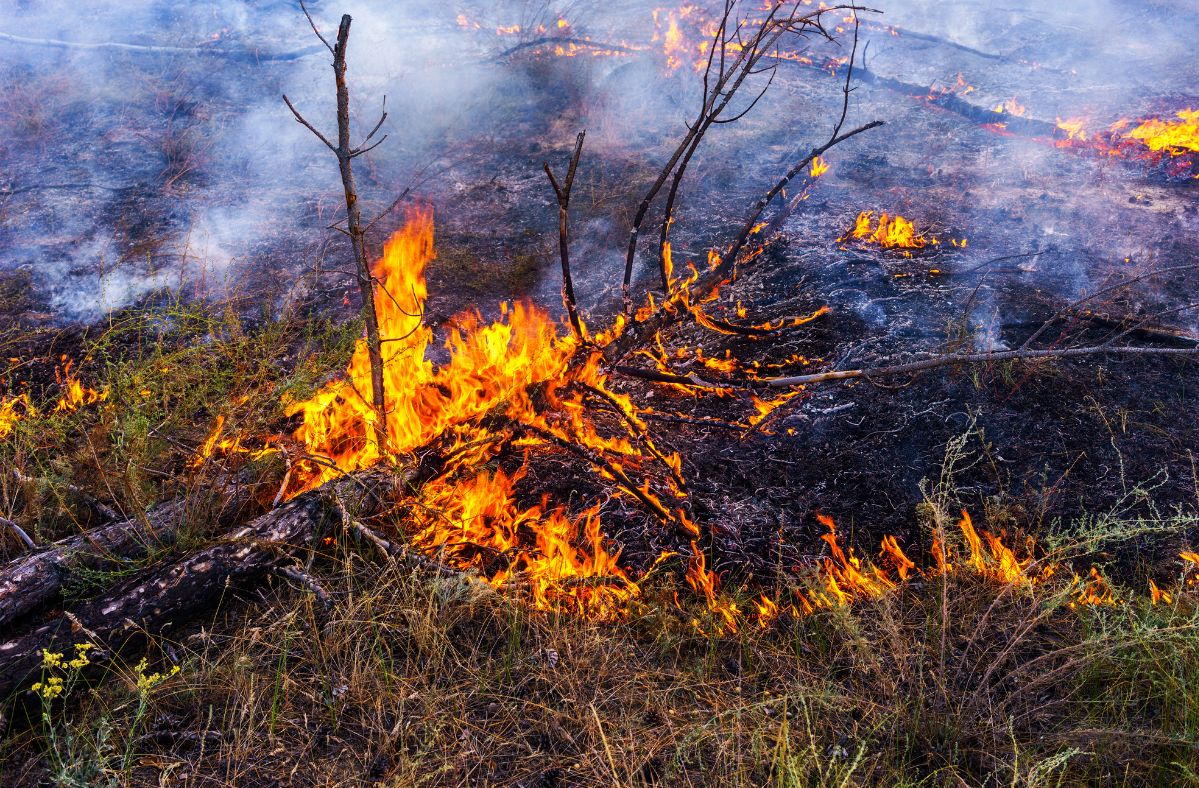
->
[543,131,587,340]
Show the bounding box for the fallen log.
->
[0,481,252,633]
[0,449,456,700]
[0,490,328,699]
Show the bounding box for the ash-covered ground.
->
[2,0,1197,580]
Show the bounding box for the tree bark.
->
[330,14,389,454]
[0,484,251,633]
[0,491,330,699]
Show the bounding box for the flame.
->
[957,510,1031,585]
[754,593,779,628]
[412,466,636,617]
[1126,108,1199,155]
[1071,566,1118,607]
[285,206,575,493]
[276,207,692,616]
[1149,578,1172,605]
[879,535,915,581]
[1,361,107,440]
[1183,551,1199,587]
[686,540,740,633]
[0,393,32,439]
[992,97,1027,117]
[840,211,929,253]
[809,155,829,178]
[812,514,896,606]
[52,360,107,414]
[1056,117,1088,141]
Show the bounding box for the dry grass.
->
[2,531,1197,786]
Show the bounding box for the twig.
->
[284,11,391,451]
[1,517,36,551]
[11,469,120,523]
[617,344,1199,390]
[543,131,587,339]
[278,564,333,609]
[621,2,853,312]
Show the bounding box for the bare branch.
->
[544,131,587,339]
[616,344,1199,391]
[349,134,388,158]
[1,517,36,551]
[300,0,334,55]
[282,94,336,152]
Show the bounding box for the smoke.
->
[0,0,1194,330]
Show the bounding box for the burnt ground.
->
[2,1,1198,587]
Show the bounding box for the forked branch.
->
[544,131,587,339]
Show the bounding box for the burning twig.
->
[543,131,587,340]
[283,6,392,453]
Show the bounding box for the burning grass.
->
[3,264,1199,783]
[2,492,1197,785]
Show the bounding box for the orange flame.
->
[840,211,929,253]
[1126,108,1199,155]
[52,360,107,414]
[0,393,32,439]
[285,206,575,493]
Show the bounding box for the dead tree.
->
[284,6,391,452]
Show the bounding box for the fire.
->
[992,97,1027,117]
[927,73,974,100]
[0,393,32,439]
[0,360,107,441]
[278,207,692,616]
[809,155,829,178]
[412,467,636,617]
[1056,117,1088,141]
[52,360,107,414]
[685,540,739,633]
[1071,566,1118,607]
[957,510,1030,585]
[652,7,689,73]
[840,211,928,253]
[285,206,575,493]
[1126,108,1199,156]
[812,514,895,606]
[838,211,967,258]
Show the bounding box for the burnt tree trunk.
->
[0,491,333,699]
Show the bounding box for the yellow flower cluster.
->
[30,643,94,699]
[30,675,65,699]
[134,658,181,696]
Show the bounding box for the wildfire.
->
[279,206,684,616]
[0,360,107,440]
[1126,108,1199,156]
[838,211,968,258]
[992,97,1027,117]
[52,360,108,414]
[0,393,32,439]
[840,210,927,253]
[284,206,574,492]
[1056,117,1087,141]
